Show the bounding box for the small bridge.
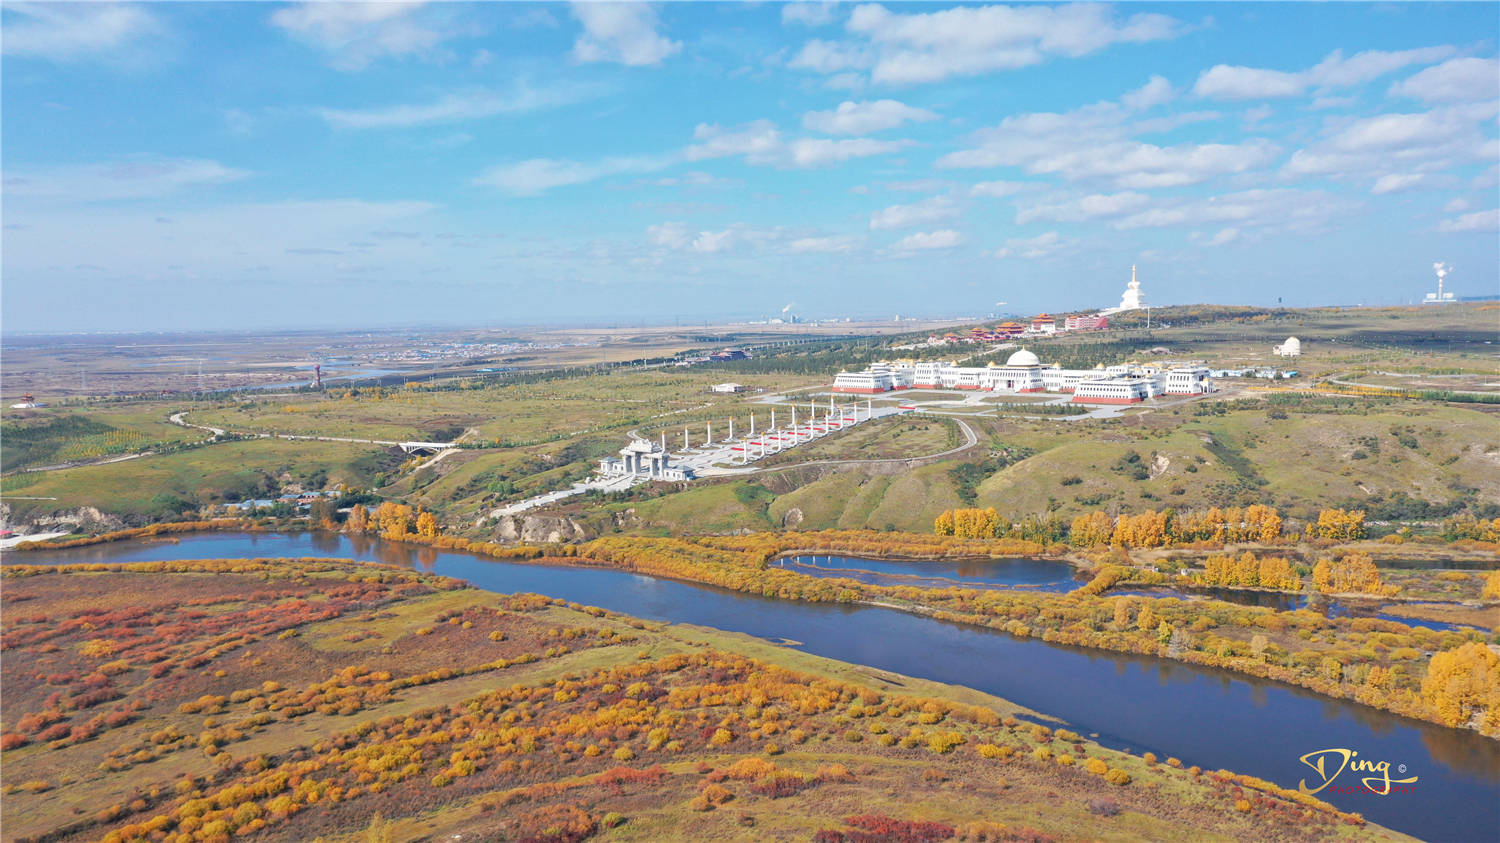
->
[399,442,455,456]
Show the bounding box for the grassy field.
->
[0,560,1404,843]
[3,305,1496,537]
[1,403,207,473]
[0,439,400,524]
[187,371,823,445]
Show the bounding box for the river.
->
[6,532,1497,841]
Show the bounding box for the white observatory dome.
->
[1006,349,1041,367]
[1284,337,1301,352]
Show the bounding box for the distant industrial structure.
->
[1274,336,1302,357]
[1424,262,1456,304]
[833,349,1213,405]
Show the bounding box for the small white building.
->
[1072,376,1154,404]
[1165,366,1214,395]
[1273,337,1301,357]
[710,383,746,394]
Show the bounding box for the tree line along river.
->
[6,531,1497,842]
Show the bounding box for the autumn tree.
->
[1312,509,1367,541]
[1422,642,1500,731]
[415,511,439,539]
[345,504,369,534]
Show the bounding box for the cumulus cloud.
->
[993,230,1062,259]
[3,2,162,63]
[4,158,249,202]
[891,229,964,250]
[1120,75,1175,110]
[869,195,960,230]
[1389,56,1500,104]
[316,84,595,129]
[687,120,911,168]
[791,3,1184,85]
[782,3,839,27]
[645,222,798,254]
[1207,227,1240,246]
[1436,208,1499,232]
[1282,102,1497,184]
[1370,173,1428,195]
[1112,188,1355,234]
[571,3,680,66]
[802,99,939,134]
[788,234,863,253]
[1015,191,1150,224]
[788,39,873,74]
[941,98,1278,189]
[1193,46,1457,100]
[647,221,691,249]
[271,2,454,70]
[475,157,666,196]
[970,180,1029,198]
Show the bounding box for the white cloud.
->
[653,171,737,188]
[1112,188,1355,234]
[1436,208,1499,232]
[1193,46,1457,100]
[2,3,160,63]
[571,3,680,67]
[1370,173,1428,195]
[1443,198,1472,213]
[1282,102,1497,184]
[1016,191,1150,224]
[804,3,1184,85]
[1192,65,1303,100]
[788,235,863,253]
[271,2,451,70]
[1390,56,1500,104]
[970,180,1028,198]
[942,103,1278,189]
[647,221,691,249]
[891,229,964,250]
[993,230,1062,259]
[802,99,939,134]
[1121,75,1175,110]
[1208,227,1240,246]
[316,85,593,129]
[4,158,249,202]
[870,195,959,230]
[788,38,872,74]
[475,157,665,196]
[645,222,795,254]
[782,3,839,27]
[692,229,736,254]
[686,120,910,168]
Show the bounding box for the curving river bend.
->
[7,532,1497,842]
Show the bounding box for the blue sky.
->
[3,2,1497,333]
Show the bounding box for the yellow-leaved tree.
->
[1421,642,1500,733]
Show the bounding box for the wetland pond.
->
[7,532,1498,842]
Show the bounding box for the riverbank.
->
[5,531,1495,839]
[10,525,1496,739]
[2,558,1402,843]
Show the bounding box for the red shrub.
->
[841,815,956,843]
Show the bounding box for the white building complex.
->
[1273,336,1301,357]
[833,351,1213,405]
